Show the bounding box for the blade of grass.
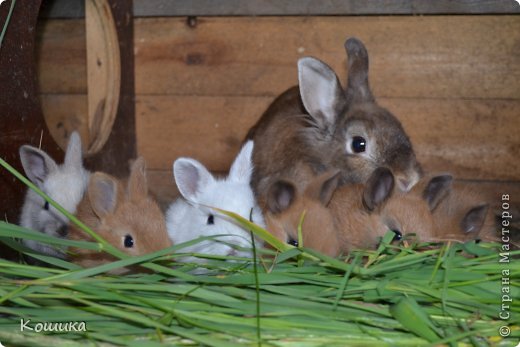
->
[333,252,361,311]
[213,207,291,252]
[0,0,15,50]
[390,297,442,342]
[296,210,306,268]
[249,207,262,347]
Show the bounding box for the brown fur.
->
[249,38,421,213]
[68,157,172,273]
[410,177,500,244]
[265,169,497,257]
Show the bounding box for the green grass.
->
[1,158,519,346]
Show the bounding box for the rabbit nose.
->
[396,171,420,192]
[397,178,411,192]
[56,225,69,237]
[396,176,415,192]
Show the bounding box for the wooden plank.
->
[134,0,520,16]
[134,95,520,181]
[35,19,86,94]
[133,16,520,99]
[147,168,520,210]
[380,98,520,181]
[39,0,520,18]
[37,16,520,99]
[135,95,267,172]
[41,94,89,150]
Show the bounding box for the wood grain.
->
[132,95,520,181]
[135,95,266,172]
[41,94,89,150]
[36,16,520,99]
[85,0,121,155]
[36,19,86,94]
[133,16,520,99]
[39,0,520,18]
[133,0,520,16]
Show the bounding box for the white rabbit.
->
[19,132,90,258]
[166,140,265,264]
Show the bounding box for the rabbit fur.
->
[68,157,171,273]
[249,38,421,211]
[166,140,265,264]
[265,168,459,257]
[18,132,89,258]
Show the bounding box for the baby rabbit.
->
[68,157,172,273]
[249,38,421,210]
[166,140,265,263]
[265,168,451,257]
[19,132,90,258]
[416,178,499,244]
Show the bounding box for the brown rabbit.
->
[249,38,422,212]
[68,157,172,273]
[411,177,499,244]
[265,168,453,257]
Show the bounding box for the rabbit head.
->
[19,132,89,258]
[412,178,498,243]
[264,171,343,256]
[265,168,450,257]
[166,141,265,263]
[68,157,171,272]
[297,38,421,192]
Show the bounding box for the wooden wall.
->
[36,15,520,204]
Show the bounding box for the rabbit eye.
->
[351,136,366,153]
[124,234,134,248]
[391,229,403,241]
[43,201,50,210]
[207,214,215,225]
[287,237,299,247]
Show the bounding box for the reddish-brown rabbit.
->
[410,177,499,244]
[265,168,453,257]
[249,38,422,212]
[68,157,172,273]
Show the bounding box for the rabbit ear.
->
[267,181,295,214]
[363,167,395,212]
[19,145,59,188]
[64,131,83,169]
[88,172,119,219]
[422,175,453,211]
[174,158,215,202]
[461,204,488,234]
[305,170,341,207]
[228,140,254,182]
[128,157,148,201]
[344,37,374,104]
[298,57,346,131]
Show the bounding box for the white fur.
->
[166,141,265,264]
[19,132,90,258]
